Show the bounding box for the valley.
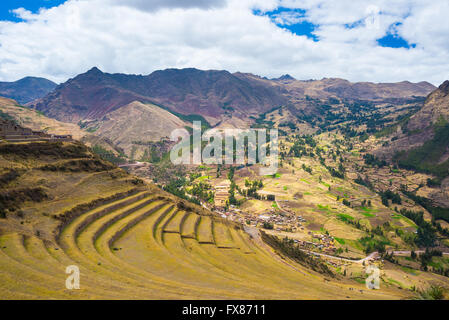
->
[0,139,410,299]
[1,67,448,300]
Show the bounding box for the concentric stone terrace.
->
[0,190,400,299]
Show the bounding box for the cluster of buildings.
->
[214,180,231,208]
[289,233,337,254]
[0,119,72,142]
[217,204,308,234]
[210,182,340,256]
[209,175,340,256]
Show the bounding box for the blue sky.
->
[257,6,414,49]
[254,7,319,42]
[0,0,67,22]
[377,34,415,49]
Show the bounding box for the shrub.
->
[39,159,115,173]
[261,232,335,278]
[0,169,21,187]
[0,187,48,218]
[0,142,90,159]
[263,222,274,230]
[415,285,445,300]
[394,121,449,180]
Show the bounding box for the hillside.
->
[372,80,449,154]
[82,101,189,159]
[28,67,287,125]
[0,96,130,161]
[1,84,448,300]
[0,96,85,140]
[0,77,57,105]
[408,80,449,131]
[28,67,435,127]
[371,81,449,198]
[0,139,412,299]
[127,129,449,296]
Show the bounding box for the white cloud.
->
[0,0,447,85]
[268,10,306,26]
[109,0,226,12]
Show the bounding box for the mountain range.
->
[27,67,436,127]
[0,67,435,162]
[2,67,447,165]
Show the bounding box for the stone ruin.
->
[0,118,72,142]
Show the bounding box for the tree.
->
[216,166,221,178]
[227,166,235,181]
[263,222,274,230]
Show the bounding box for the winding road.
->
[244,224,449,267]
[118,161,145,168]
[389,250,449,256]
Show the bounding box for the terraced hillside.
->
[0,189,407,299]
[0,141,407,299]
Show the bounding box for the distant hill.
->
[28,67,436,127]
[374,80,449,156]
[0,96,123,157]
[29,67,287,125]
[372,81,449,206]
[282,78,436,102]
[82,101,189,159]
[0,96,84,139]
[0,77,57,104]
[408,80,449,131]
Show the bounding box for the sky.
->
[0,0,448,85]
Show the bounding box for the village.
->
[209,178,338,256]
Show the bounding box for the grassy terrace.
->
[0,189,407,299]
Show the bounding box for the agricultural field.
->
[0,185,412,299]
[2,139,442,300]
[184,133,420,258]
[1,129,448,300]
[132,130,449,297]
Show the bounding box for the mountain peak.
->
[280,74,295,80]
[15,76,57,86]
[86,66,103,74]
[0,76,57,104]
[438,80,449,94]
[273,74,295,81]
